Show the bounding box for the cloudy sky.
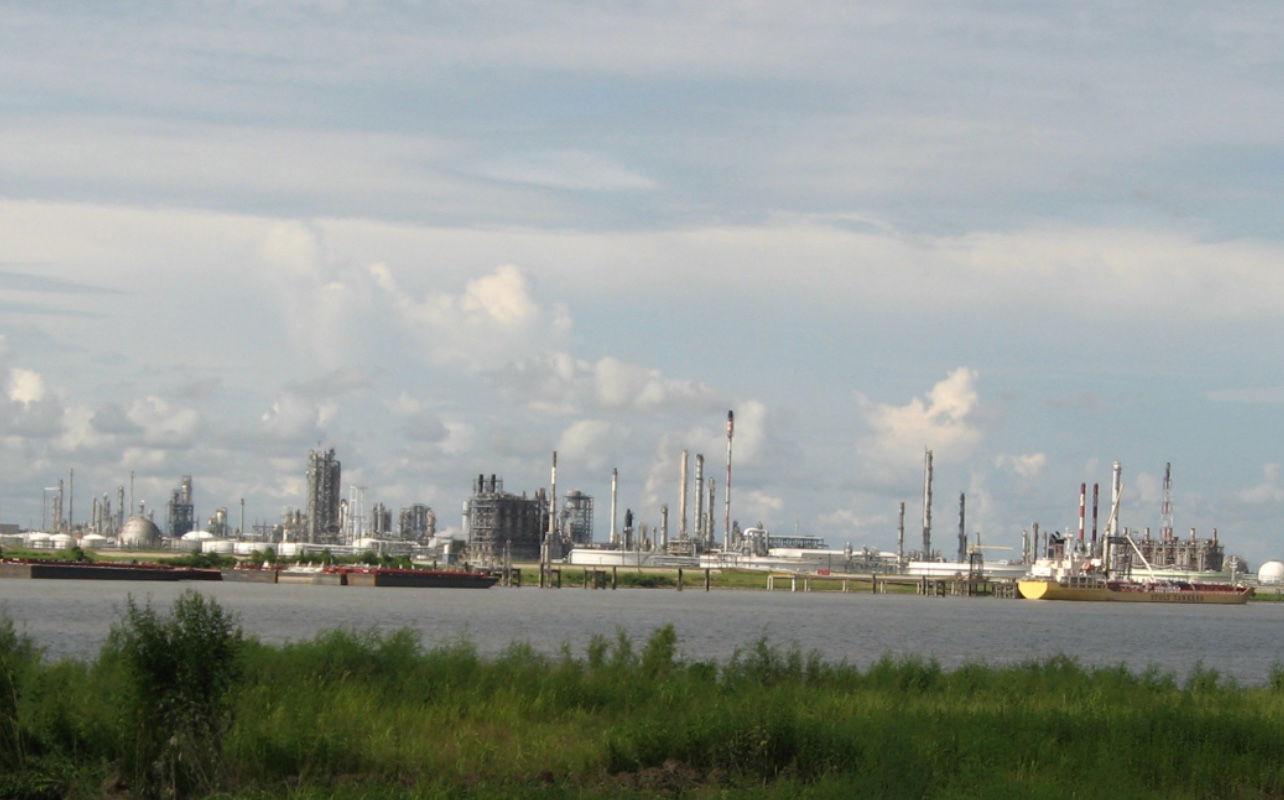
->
[3,1,1283,563]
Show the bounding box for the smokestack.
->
[707,479,716,548]
[1109,461,1122,537]
[610,468,619,546]
[1162,462,1174,542]
[1078,483,1086,544]
[724,410,734,551]
[957,492,966,562]
[660,504,669,549]
[1091,483,1100,551]
[695,454,705,545]
[897,501,905,564]
[548,452,557,550]
[679,450,689,538]
[922,449,933,559]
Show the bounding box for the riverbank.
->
[3,593,1283,799]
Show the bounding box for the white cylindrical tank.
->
[49,533,75,550]
[1258,560,1284,584]
[80,533,109,550]
[201,539,234,554]
[24,532,51,548]
[277,542,301,557]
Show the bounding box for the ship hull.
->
[342,568,499,588]
[1018,578,1252,604]
[1,560,220,582]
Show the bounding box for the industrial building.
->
[167,475,195,538]
[561,490,593,546]
[464,474,549,564]
[398,504,437,543]
[306,448,342,544]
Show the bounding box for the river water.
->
[2,580,1281,684]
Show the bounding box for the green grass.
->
[3,597,1284,799]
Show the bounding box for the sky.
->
[3,1,1283,565]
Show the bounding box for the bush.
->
[107,590,244,799]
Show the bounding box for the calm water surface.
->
[2,580,1281,684]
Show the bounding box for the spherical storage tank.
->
[118,516,162,550]
[1258,560,1284,584]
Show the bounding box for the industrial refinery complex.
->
[1,409,1270,585]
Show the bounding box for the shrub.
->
[106,590,244,799]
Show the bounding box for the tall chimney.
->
[1078,483,1086,544]
[922,449,933,559]
[678,450,689,538]
[1091,483,1100,552]
[897,501,905,564]
[724,410,734,550]
[707,479,716,548]
[610,468,619,546]
[695,454,705,545]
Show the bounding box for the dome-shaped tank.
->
[24,532,51,548]
[1258,560,1284,584]
[49,533,74,550]
[182,530,215,541]
[118,516,162,550]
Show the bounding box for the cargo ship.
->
[1016,574,1252,603]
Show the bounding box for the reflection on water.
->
[3,579,1281,684]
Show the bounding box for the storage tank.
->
[24,532,51,548]
[118,516,162,550]
[201,539,234,554]
[80,533,109,550]
[49,533,74,550]
[1258,560,1284,584]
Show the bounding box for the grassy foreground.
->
[3,592,1284,799]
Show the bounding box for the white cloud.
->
[258,392,329,442]
[996,452,1047,479]
[1239,464,1284,504]
[735,489,785,529]
[479,150,657,192]
[259,221,325,277]
[857,367,983,467]
[373,263,571,369]
[2,368,65,439]
[126,396,203,449]
[592,357,718,412]
[7,368,46,405]
[556,419,616,471]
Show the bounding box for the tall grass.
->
[1,597,1283,798]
